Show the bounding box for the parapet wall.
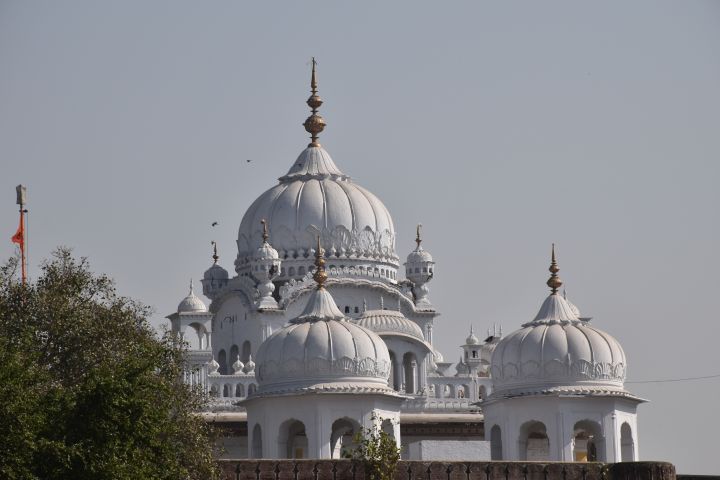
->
[219,460,676,480]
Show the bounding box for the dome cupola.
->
[201,241,229,299]
[405,224,435,309]
[253,237,396,396]
[490,246,628,397]
[236,61,398,283]
[177,280,207,313]
[251,220,282,309]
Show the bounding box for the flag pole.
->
[14,185,27,284]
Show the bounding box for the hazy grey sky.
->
[1,0,718,473]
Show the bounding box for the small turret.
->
[405,224,435,308]
[251,220,282,309]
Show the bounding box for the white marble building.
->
[167,61,643,462]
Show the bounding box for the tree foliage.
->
[350,417,401,480]
[0,249,220,480]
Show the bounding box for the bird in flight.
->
[246,159,252,163]
[211,222,219,227]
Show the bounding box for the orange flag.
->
[11,213,24,247]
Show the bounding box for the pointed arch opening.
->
[573,420,605,462]
[251,424,263,458]
[490,425,502,460]
[620,422,634,462]
[278,419,308,459]
[519,420,550,461]
[330,418,361,459]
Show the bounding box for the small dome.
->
[177,281,207,313]
[490,293,627,396]
[204,263,229,281]
[232,355,244,374]
[355,309,425,341]
[254,287,393,395]
[255,241,279,261]
[407,246,433,264]
[208,357,220,375]
[243,355,255,374]
[465,326,480,345]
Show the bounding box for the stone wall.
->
[219,460,676,480]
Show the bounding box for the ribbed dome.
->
[407,246,433,264]
[236,146,397,276]
[490,293,627,396]
[177,281,207,313]
[355,309,425,341]
[254,288,393,394]
[203,263,228,281]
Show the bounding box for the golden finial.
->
[546,243,563,295]
[303,57,326,147]
[211,241,219,264]
[261,219,269,243]
[415,224,422,248]
[312,235,327,288]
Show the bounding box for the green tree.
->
[0,249,220,480]
[350,417,401,480]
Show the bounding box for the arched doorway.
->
[573,420,604,462]
[519,420,550,461]
[620,422,634,461]
[251,424,262,458]
[330,418,361,458]
[279,419,308,459]
[490,425,502,460]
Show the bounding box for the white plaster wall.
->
[407,440,491,461]
[483,395,640,462]
[245,394,403,459]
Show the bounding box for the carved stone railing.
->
[218,460,676,480]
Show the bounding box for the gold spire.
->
[415,224,422,249]
[303,57,326,147]
[312,235,327,289]
[211,241,219,264]
[261,219,269,243]
[546,243,563,295]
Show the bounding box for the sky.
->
[1,0,719,473]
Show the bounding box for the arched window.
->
[298,266,305,276]
[248,383,257,395]
[235,384,244,398]
[388,351,398,390]
[279,419,308,459]
[621,422,634,462]
[222,384,230,397]
[519,421,550,461]
[217,349,227,375]
[381,419,396,443]
[288,267,295,277]
[230,344,239,369]
[479,385,487,400]
[403,352,418,394]
[354,306,359,314]
[573,420,605,462]
[490,425,502,460]
[242,341,252,363]
[251,424,263,458]
[344,306,350,314]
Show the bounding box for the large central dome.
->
[235,63,398,280]
[235,145,397,278]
